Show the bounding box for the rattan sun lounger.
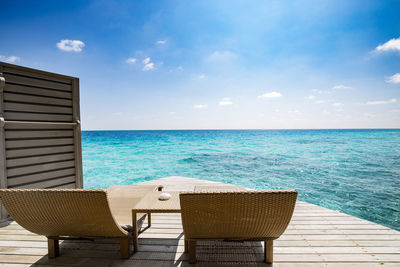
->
[180,190,297,264]
[0,188,156,259]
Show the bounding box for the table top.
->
[132,191,181,212]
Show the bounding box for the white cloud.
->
[375,37,400,53]
[386,73,400,84]
[143,62,154,71]
[114,112,124,116]
[366,98,397,105]
[142,57,151,64]
[332,102,343,107]
[0,55,20,63]
[288,109,300,114]
[219,98,233,106]
[193,104,208,109]
[315,100,325,104]
[157,40,166,45]
[125,57,137,64]
[206,50,236,62]
[142,57,155,71]
[305,95,315,100]
[333,85,352,90]
[258,91,282,99]
[176,66,184,72]
[56,39,85,52]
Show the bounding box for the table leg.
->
[147,212,152,227]
[132,211,138,252]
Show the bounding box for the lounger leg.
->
[120,238,130,259]
[132,211,139,252]
[188,240,197,264]
[184,239,188,252]
[47,238,59,258]
[264,240,273,264]
[147,213,152,227]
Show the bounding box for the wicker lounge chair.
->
[180,190,298,264]
[0,188,156,259]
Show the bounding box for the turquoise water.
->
[82,129,400,231]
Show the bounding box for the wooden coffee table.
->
[132,191,181,251]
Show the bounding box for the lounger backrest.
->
[180,190,297,240]
[0,189,127,237]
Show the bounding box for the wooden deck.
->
[0,176,399,266]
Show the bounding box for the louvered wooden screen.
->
[0,62,83,221]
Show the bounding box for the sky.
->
[1,0,400,130]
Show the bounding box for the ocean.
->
[82,129,400,231]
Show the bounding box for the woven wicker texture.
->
[194,185,247,192]
[180,190,297,240]
[0,189,128,238]
[107,185,158,225]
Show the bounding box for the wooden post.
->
[47,238,60,258]
[0,65,9,224]
[184,239,189,252]
[120,238,130,259]
[188,240,197,264]
[264,240,273,264]
[71,78,83,188]
[132,211,139,252]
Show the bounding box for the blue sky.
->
[1,0,400,129]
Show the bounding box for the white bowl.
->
[158,192,171,201]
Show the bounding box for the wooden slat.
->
[6,145,74,158]
[5,130,73,139]
[7,160,75,177]
[4,84,72,99]
[7,168,75,187]
[5,123,74,130]
[3,73,72,91]
[13,176,75,189]
[4,102,72,115]
[3,93,72,107]
[6,138,74,149]
[50,182,76,189]
[3,65,73,84]
[4,112,73,122]
[6,153,75,168]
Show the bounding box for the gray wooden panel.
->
[13,176,75,189]
[3,65,72,84]
[7,160,75,177]
[4,102,73,114]
[6,152,75,168]
[6,138,73,149]
[5,130,73,139]
[3,73,72,91]
[7,168,75,187]
[6,145,74,158]
[4,84,72,99]
[71,78,83,188]
[4,112,73,122]
[0,65,8,220]
[3,92,72,106]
